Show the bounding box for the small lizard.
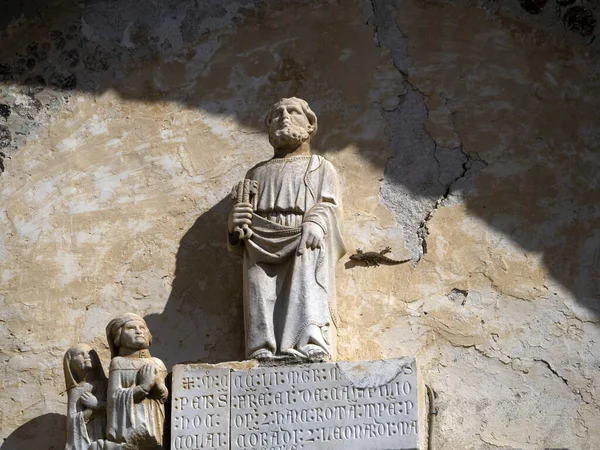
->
[349,246,411,267]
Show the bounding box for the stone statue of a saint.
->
[63,343,107,450]
[228,97,346,362]
[103,313,168,448]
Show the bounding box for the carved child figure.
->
[63,344,107,450]
[103,313,168,449]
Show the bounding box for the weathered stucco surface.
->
[1,0,599,448]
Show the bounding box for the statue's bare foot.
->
[249,348,274,361]
[304,344,330,362]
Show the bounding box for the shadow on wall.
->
[144,196,245,368]
[0,0,598,329]
[1,413,66,450]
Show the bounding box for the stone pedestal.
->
[171,358,420,450]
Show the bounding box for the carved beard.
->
[269,124,310,148]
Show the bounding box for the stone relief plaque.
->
[172,358,419,450]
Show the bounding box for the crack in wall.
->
[438,332,593,408]
[368,0,489,261]
[416,148,486,258]
[424,330,595,447]
[534,358,571,387]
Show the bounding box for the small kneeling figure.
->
[101,313,168,449]
[63,343,107,450]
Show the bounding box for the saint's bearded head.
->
[265,97,318,149]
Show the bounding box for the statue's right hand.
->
[137,364,157,392]
[228,202,253,234]
[80,392,98,409]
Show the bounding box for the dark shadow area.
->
[144,196,245,369]
[162,371,173,448]
[1,413,66,450]
[0,0,596,343]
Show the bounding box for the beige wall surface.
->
[0,0,598,448]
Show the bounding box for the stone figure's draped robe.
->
[231,155,346,358]
[65,381,106,450]
[106,356,167,445]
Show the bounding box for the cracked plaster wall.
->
[1,0,599,449]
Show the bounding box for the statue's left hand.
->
[155,379,169,402]
[82,408,94,423]
[298,222,324,255]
